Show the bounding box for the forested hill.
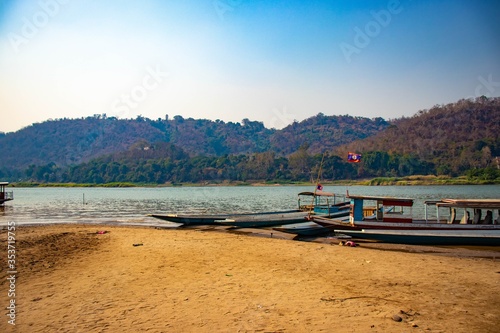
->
[339,97,500,176]
[0,113,386,170]
[270,114,389,155]
[1,97,498,183]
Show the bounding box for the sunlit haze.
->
[1,0,499,133]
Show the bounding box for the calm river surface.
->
[1,185,499,227]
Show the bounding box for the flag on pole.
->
[316,183,323,191]
[347,152,362,163]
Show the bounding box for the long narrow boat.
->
[150,209,301,225]
[0,182,14,205]
[150,191,348,226]
[216,211,321,228]
[312,195,500,245]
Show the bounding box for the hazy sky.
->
[1,0,499,133]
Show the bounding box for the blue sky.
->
[0,0,499,133]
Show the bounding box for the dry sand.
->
[1,224,500,333]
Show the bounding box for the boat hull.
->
[335,229,500,246]
[150,214,225,225]
[150,209,302,226]
[274,222,335,236]
[313,216,500,231]
[217,211,312,228]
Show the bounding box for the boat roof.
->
[436,199,500,209]
[0,182,9,185]
[298,191,336,197]
[347,195,414,204]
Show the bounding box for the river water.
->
[0,185,499,227]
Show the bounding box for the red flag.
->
[316,184,323,191]
[347,152,361,163]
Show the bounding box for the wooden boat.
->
[0,182,13,205]
[150,191,348,226]
[150,209,301,226]
[313,195,500,231]
[312,195,500,245]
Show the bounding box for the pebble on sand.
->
[392,314,403,322]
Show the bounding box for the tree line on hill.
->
[2,149,498,185]
[3,141,498,185]
[0,113,388,171]
[0,97,499,184]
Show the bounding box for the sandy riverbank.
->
[1,224,499,332]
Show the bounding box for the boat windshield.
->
[297,192,347,211]
[348,195,414,222]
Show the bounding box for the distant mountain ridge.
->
[1,97,498,182]
[0,113,388,170]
